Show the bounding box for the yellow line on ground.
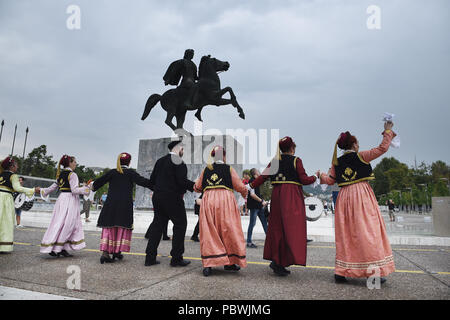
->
[394,269,425,274]
[10,243,450,275]
[12,242,32,246]
[394,248,440,252]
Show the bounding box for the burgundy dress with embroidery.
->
[251,155,316,267]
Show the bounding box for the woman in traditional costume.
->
[91,152,152,264]
[40,155,90,257]
[318,121,396,284]
[193,146,248,277]
[249,137,317,276]
[0,157,39,253]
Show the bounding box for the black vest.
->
[201,163,233,192]
[247,177,262,209]
[334,152,374,187]
[58,170,72,192]
[0,171,14,194]
[270,154,302,186]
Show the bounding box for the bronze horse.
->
[141,55,245,133]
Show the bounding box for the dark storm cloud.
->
[0,0,449,173]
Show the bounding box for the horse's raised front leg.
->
[215,97,245,120]
[219,87,245,119]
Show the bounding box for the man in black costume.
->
[145,139,195,267]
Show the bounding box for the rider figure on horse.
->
[163,49,198,111]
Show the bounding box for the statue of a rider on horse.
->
[141,49,245,133]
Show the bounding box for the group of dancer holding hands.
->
[0,120,396,284]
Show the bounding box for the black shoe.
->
[203,267,212,276]
[100,255,115,264]
[170,259,191,267]
[224,264,241,271]
[280,266,291,274]
[247,243,257,248]
[190,236,200,242]
[48,251,57,257]
[112,252,124,260]
[144,255,160,266]
[307,239,313,243]
[58,250,73,258]
[269,262,289,276]
[334,274,348,283]
[162,235,171,241]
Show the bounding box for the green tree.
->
[20,145,57,179]
[372,157,403,196]
[74,165,96,183]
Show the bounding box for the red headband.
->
[211,146,226,157]
[1,156,15,170]
[337,131,351,149]
[59,155,73,168]
[279,136,294,152]
[119,152,131,165]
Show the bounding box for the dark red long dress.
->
[251,156,316,267]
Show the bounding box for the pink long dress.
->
[40,170,89,254]
[320,130,396,278]
[194,164,248,268]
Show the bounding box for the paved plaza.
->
[0,218,449,300]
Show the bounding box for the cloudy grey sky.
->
[1,0,449,174]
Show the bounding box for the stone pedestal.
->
[432,197,450,236]
[135,135,243,209]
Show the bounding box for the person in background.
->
[190,192,202,242]
[388,199,396,222]
[242,172,250,216]
[80,182,95,223]
[246,168,268,249]
[100,192,107,205]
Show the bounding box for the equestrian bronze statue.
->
[141,49,245,132]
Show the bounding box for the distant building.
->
[87,167,105,175]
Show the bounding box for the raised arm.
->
[359,130,395,163]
